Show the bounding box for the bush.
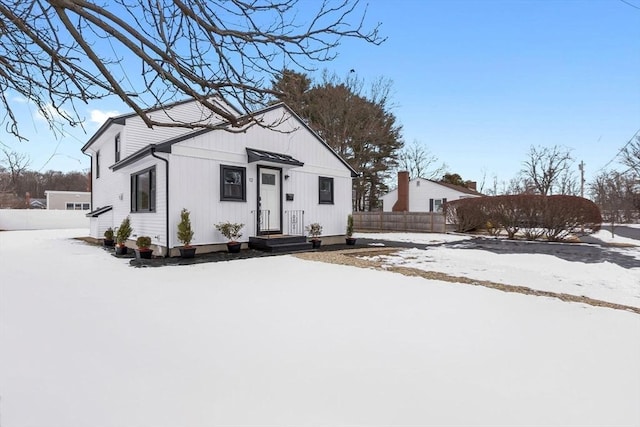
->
[446,195,602,241]
[136,235,152,249]
[177,208,194,246]
[215,221,244,242]
[116,216,132,245]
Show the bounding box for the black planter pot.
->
[103,239,115,247]
[345,237,357,246]
[115,245,128,255]
[179,246,197,258]
[227,242,242,253]
[311,239,322,249]
[137,249,152,259]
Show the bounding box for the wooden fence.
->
[352,211,446,233]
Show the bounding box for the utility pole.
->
[578,161,585,198]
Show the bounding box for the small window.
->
[319,176,334,204]
[115,134,121,162]
[262,173,276,186]
[96,151,100,179]
[82,203,90,210]
[220,165,246,201]
[131,167,156,212]
[66,203,74,210]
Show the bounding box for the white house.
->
[381,171,482,213]
[82,99,356,255]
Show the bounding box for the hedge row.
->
[445,195,602,241]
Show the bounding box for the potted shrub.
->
[135,235,153,259]
[177,208,196,258]
[215,221,244,253]
[306,222,323,249]
[345,214,357,245]
[103,227,115,247]
[115,216,132,255]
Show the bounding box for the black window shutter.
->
[429,198,433,212]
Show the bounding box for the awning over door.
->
[85,205,113,217]
[246,148,304,167]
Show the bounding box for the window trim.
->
[115,133,121,162]
[130,166,156,213]
[220,165,246,202]
[319,176,334,205]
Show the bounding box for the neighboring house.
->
[381,171,483,213]
[45,190,91,210]
[82,99,356,255]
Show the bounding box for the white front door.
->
[258,167,281,233]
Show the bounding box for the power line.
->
[595,128,640,173]
[619,0,640,10]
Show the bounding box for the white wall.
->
[0,210,89,230]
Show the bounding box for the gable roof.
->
[430,180,483,196]
[81,97,241,153]
[110,102,358,177]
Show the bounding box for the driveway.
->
[358,233,640,270]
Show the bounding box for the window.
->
[319,176,334,204]
[96,151,100,179]
[131,167,156,212]
[220,165,246,201]
[115,134,121,162]
[66,202,91,210]
[429,197,447,213]
[261,172,276,185]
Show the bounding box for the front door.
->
[257,166,281,234]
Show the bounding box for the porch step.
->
[249,235,313,253]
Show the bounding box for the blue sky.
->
[1,0,639,193]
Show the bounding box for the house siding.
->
[46,191,91,210]
[122,102,230,157]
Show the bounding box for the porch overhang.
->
[246,148,304,167]
[86,205,113,217]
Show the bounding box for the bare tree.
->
[396,140,447,180]
[0,0,383,140]
[590,170,639,235]
[621,136,640,176]
[1,148,30,193]
[521,145,575,195]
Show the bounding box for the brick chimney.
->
[392,171,410,212]
[466,181,477,191]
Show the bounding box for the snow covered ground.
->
[1,229,639,427]
[356,235,640,309]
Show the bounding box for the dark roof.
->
[246,148,304,167]
[108,102,358,177]
[86,205,113,217]
[428,179,483,196]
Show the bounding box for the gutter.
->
[151,147,170,258]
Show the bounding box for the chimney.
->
[25,192,31,209]
[392,171,410,212]
[466,181,477,191]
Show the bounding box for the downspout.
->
[151,147,170,257]
[82,151,93,209]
